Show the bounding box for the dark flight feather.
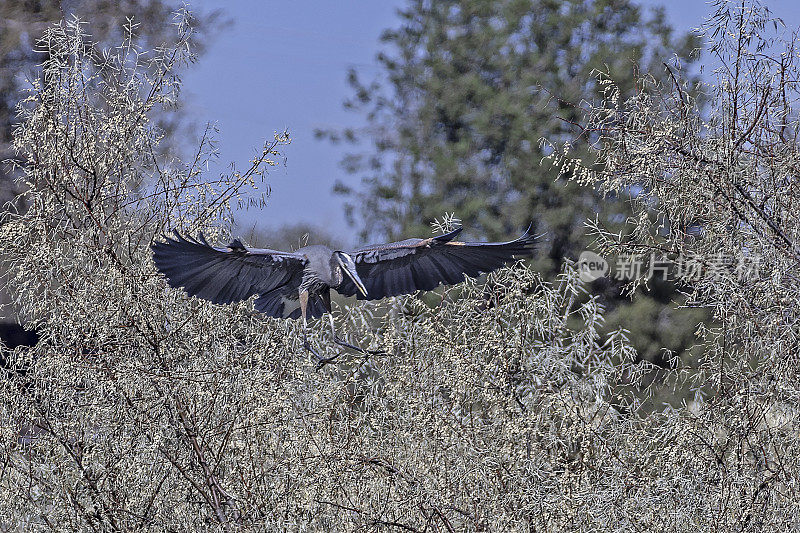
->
[151,231,307,311]
[337,227,536,300]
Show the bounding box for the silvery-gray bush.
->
[1,1,798,531]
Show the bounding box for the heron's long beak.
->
[344,265,368,297]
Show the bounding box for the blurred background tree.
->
[319,0,708,365]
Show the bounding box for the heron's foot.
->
[314,352,345,370]
[303,339,324,361]
[304,338,345,369]
[333,335,386,356]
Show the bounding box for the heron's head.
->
[335,252,368,297]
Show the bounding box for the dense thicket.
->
[0,1,798,530]
[0,0,224,320]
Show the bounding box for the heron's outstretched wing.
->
[336,227,536,300]
[152,232,307,307]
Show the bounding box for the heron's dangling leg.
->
[299,291,324,362]
[334,338,386,356]
[304,289,344,369]
[313,313,346,368]
[313,290,386,368]
[316,312,383,367]
[325,300,385,357]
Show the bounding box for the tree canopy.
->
[0,0,225,320]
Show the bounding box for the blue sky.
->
[183,0,800,246]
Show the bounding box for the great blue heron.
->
[152,226,536,365]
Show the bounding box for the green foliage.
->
[603,289,705,366]
[546,0,800,526]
